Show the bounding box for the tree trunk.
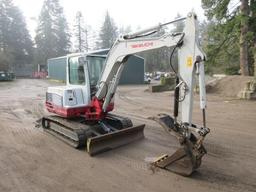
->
[254,41,256,78]
[251,0,256,78]
[240,0,250,76]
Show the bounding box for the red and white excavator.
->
[41,12,210,176]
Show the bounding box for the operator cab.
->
[67,54,106,91]
[46,53,106,117]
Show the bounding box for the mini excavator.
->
[41,12,210,176]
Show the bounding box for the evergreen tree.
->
[119,25,132,35]
[172,13,185,32]
[73,11,88,52]
[201,19,240,74]
[0,0,33,70]
[140,14,185,73]
[137,27,170,72]
[56,15,70,54]
[98,11,118,49]
[35,0,70,67]
[202,0,256,75]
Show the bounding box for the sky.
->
[14,0,206,38]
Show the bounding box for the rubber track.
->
[41,114,135,149]
[42,115,89,148]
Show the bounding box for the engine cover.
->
[46,86,87,117]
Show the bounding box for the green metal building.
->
[48,56,67,82]
[47,49,145,85]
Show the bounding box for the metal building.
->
[47,49,145,85]
[48,56,67,81]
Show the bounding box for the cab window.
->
[87,56,105,86]
[69,56,85,85]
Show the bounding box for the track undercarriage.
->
[41,113,145,156]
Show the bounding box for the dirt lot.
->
[0,79,256,192]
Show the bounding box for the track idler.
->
[149,113,209,176]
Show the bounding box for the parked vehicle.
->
[144,74,151,83]
[153,75,161,80]
[0,71,15,81]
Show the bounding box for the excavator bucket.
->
[150,114,207,176]
[152,139,206,176]
[153,149,194,176]
[87,124,145,156]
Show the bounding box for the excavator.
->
[41,12,210,176]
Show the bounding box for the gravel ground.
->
[0,79,256,192]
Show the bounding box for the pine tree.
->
[0,0,33,70]
[35,0,70,66]
[98,11,118,49]
[202,0,256,75]
[119,25,132,35]
[73,11,88,52]
[172,13,185,32]
[56,16,70,54]
[137,27,170,72]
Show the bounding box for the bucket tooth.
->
[87,124,145,156]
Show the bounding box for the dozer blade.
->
[87,124,145,156]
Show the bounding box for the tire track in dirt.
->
[1,79,256,192]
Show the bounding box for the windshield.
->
[68,56,85,85]
[87,56,105,86]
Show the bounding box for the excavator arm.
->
[97,33,184,112]
[85,12,210,176]
[83,31,184,120]
[86,13,206,125]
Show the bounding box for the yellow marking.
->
[186,56,193,67]
[154,154,168,163]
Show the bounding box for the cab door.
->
[66,55,91,106]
